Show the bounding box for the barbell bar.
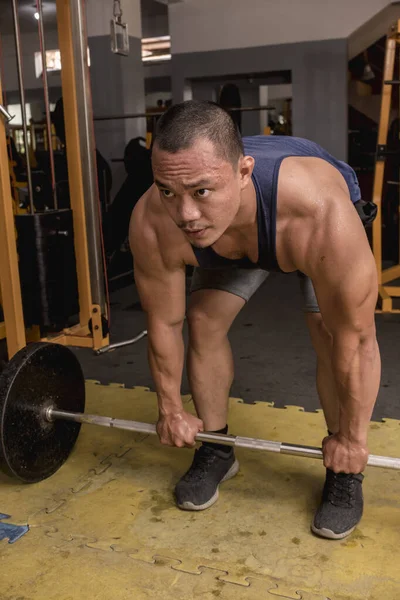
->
[1,342,400,485]
[46,407,400,470]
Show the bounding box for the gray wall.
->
[88,35,146,195]
[89,36,146,159]
[169,0,391,53]
[172,39,348,160]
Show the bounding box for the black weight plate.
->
[0,342,85,483]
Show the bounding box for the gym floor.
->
[76,271,400,422]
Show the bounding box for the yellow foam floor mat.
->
[1,382,400,600]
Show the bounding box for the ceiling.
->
[0,0,167,36]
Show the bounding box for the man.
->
[129,100,380,540]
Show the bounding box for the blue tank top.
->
[192,136,361,272]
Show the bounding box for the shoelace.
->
[183,447,218,482]
[327,472,357,508]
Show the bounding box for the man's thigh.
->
[188,267,268,332]
[190,267,269,303]
[297,272,320,313]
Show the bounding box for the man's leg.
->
[299,273,364,540]
[187,288,244,431]
[174,267,268,511]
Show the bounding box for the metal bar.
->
[69,0,105,313]
[11,0,34,213]
[0,105,14,123]
[228,105,274,113]
[93,106,276,122]
[381,264,400,284]
[379,284,393,312]
[36,0,58,210]
[56,0,92,328]
[47,409,400,470]
[383,285,400,296]
[95,330,148,355]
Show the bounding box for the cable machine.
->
[0,0,110,358]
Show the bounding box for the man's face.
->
[152,138,253,247]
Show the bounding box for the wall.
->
[172,39,348,160]
[86,0,142,38]
[142,13,169,38]
[169,0,392,54]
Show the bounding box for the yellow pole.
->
[0,77,26,357]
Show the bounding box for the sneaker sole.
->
[177,459,240,511]
[311,522,356,540]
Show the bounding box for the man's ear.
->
[239,155,255,189]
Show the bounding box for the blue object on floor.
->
[0,513,29,544]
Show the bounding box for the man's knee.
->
[187,306,229,350]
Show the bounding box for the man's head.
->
[152,100,254,247]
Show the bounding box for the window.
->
[34,49,91,78]
[142,36,171,63]
[6,104,32,126]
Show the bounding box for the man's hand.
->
[322,433,369,474]
[157,411,204,448]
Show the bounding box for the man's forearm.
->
[332,331,381,443]
[147,321,185,415]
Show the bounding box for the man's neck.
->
[211,179,259,262]
[226,178,257,236]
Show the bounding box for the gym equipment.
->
[111,0,129,56]
[95,329,147,355]
[11,0,34,210]
[15,210,79,331]
[0,105,14,124]
[219,83,242,133]
[1,342,400,484]
[0,343,85,483]
[36,0,58,210]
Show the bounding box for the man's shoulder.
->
[278,156,351,219]
[129,185,196,269]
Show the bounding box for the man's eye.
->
[161,189,174,199]
[195,189,210,198]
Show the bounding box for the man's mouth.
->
[182,228,207,238]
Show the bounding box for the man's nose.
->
[177,197,202,222]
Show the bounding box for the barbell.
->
[0,342,399,484]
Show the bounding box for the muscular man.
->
[129,100,380,540]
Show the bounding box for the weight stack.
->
[15,210,80,332]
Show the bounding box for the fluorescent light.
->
[142,53,171,62]
[143,41,170,51]
[142,36,170,44]
[34,12,40,20]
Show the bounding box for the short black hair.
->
[153,100,244,168]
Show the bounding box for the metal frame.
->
[373,20,400,313]
[0,0,110,356]
[0,76,26,357]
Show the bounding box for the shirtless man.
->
[129,100,380,540]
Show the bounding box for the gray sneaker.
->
[175,445,239,511]
[311,468,364,540]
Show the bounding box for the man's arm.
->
[293,187,380,473]
[129,202,203,447]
